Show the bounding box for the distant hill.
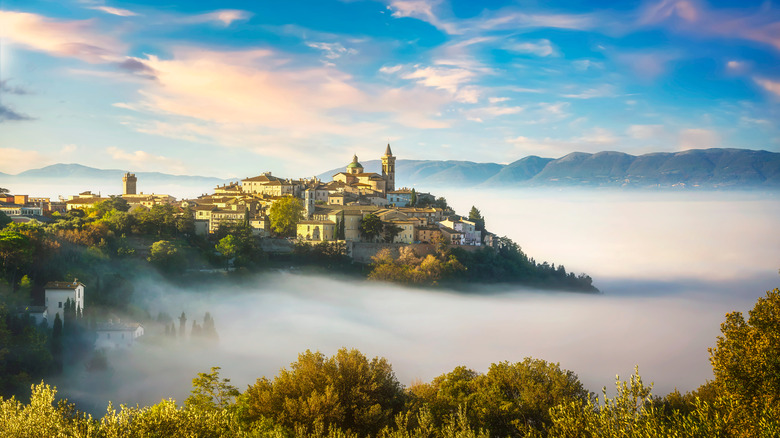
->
[2,164,233,199]
[4,148,779,199]
[319,148,780,189]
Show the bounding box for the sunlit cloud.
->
[678,128,720,149]
[386,0,459,34]
[506,127,617,156]
[178,9,252,26]
[627,124,667,140]
[0,11,124,63]
[0,148,48,173]
[88,6,138,17]
[306,42,357,59]
[106,146,187,174]
[639,0,780,51]
[464,105,524,123]
[505,39,558,57]
[754,77,780,97]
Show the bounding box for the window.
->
[58,302,62,308]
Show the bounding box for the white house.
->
[95,320,145,349]
[44,280,85,327]
[438,217,481,246]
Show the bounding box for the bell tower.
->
[123,172,137,195]
[381,143,396,193]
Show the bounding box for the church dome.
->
[347,154,363,169]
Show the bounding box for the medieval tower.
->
[381,144,396,193]
[122,172,137,195]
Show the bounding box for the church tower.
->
[381,144,396,193]
[123,172,137,195]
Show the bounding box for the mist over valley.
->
[48,188,780,414]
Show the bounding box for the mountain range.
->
[3,149,779,199]
[318,148,780,189]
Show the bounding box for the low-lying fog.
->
[55,189,780,412]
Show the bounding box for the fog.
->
[53,189,780,413]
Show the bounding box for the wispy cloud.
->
[401,66,479,102]
[106,146,186,173]
[754,77,780,97]
[561,84,617,99]
[639,0,780,51]
[504,39,558,57]
[386,0,459,34]
[506,127,617,156]
[0,11,124,63]
[0,104,34,122]
[0,79,31,95]
[88,6,138,17]
[178,9,252,26]
[306,42,357,59]
[464,105,524,122]
[0,148,47,173]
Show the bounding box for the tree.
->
[215,235,238,271]
[382,223,403,243]
[185,367,238,411]
[709,288,780,421]
[239,348,405,436]
[359,213,383,241]
[410,188,417,207]
[268,196,304,237]
[468,206,485,232]
[178,312,187,338]
[337,211,346,240]
[0,211,11,229]
[434,197,449,209]
[147,240,186,273]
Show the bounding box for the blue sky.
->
[1,0,778,177]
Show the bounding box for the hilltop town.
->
[2,145,494,259]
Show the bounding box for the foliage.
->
[185,367,239,411]
[0,211,11,229]
[382,223,403,243]
[147,240,186,273]
[368,247,465,286]
[359,214,383,242]
[269,196,304,237]
[709,288,780,427]
[239,348,405,436]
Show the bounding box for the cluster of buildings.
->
[187,144,492,246]
[3,144,493,247]
[20,280,144,350]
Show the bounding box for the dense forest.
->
[1,288,779,437]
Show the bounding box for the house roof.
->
[45,281,84,290]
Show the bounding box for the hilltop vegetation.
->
[1,288,779,437]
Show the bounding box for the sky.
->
[1,0,779,178]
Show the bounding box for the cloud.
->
[401,66,478,102]
[386,0,459,34]
[505,39,558,57]
[170,9,252,27]
[117,58,157,79]
[464,105,524,122]
[678,128,720,149]
[379,65,403,74]
[106,147,187,173]
[572,60,603,71]
[88,6,138,17]
[616,51,680,80]
[561,84,617,99]
[474,10,600,33]
[754,78,780,97]
[113,47,453,163]
[0,11,124,63]
[0,148,47,173]
[639,0,780,52]
[489,97,510,104]
[0,79,31,95]
[306,42,357,59]
[506,127,618,156]
[0,104,34,122]
[627,124,667,140]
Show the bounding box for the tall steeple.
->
[381,143,396,193]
